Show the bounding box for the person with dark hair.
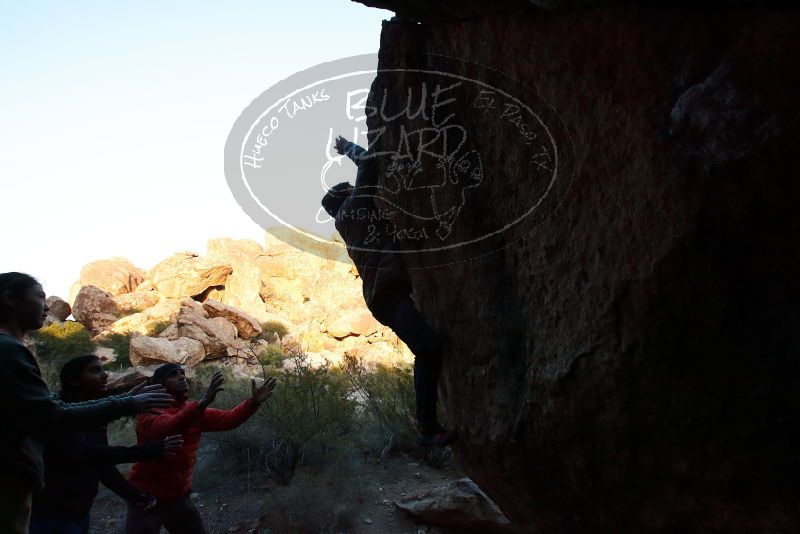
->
[321,136,457,448]
[29,355,184,534]
[124,364,277,534]
[0,272,175,534]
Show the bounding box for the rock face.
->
[46,296,71,321]
[205,238,270,320]
[396,478,512,532]
[129,335,206,368]
[102,299,180,337]
[357,0,789,22]
[113,291,160,315]
[69,234,411,371]
[325,310,381,339]
[201,299,262,339]
[178,298,246,357]
[77,258,146,297]
[147,252,232,298]
[104,365,158,393]
[72,286,120,335]
[353,3,800,532]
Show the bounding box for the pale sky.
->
[0,0,392,299]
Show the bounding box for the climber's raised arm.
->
[335,135,367,164]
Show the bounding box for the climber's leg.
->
[392,296,441,428]
[372,294,455,444]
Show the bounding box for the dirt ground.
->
[90,451,462,534]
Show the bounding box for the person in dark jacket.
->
[0,272,175,534]
[125,364,277,534]
[321,136,457,447]
[30,354,185,534]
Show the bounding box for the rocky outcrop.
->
[353,3,800,532]
[105,364,196,394]
[75,258,145,298]
[396,478,513,532]
[129,335,206,367]
[201,299,262,339]
[147,252,232,298]
[69,231,411,371]
[178,298,246,357]
[325,310,381,339]
[104,365,158,393]
[46,296,71,321]
[357,0,790,22]
[205,238,270,321]
[113,291,160,315]
[72,286,120,335]
[101,299,181,337]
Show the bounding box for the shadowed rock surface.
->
[353,2,800,531]
[354,0,795,22]
[396,478,513,532]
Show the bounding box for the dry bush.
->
[259,460,360,534]
[196,351,359,484]
[31,321,95,363]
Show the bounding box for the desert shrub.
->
[97,333,132,370]
[117,305,145,318]
[31,321,95,362]
[188,364,230,398]
[260,461,359,534]
[259,320,289,342]
[342,355,417,456]
[263,353,358,462]
[196,351,359,483]
[191,350,451,511]
[145,320,171,336]
[257,344,285,370]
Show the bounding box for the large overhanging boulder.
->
[354,0,789,22]
[352,4,800,532]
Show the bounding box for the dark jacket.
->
[334,141,412,313]
[0,333,138,490]
[129,397,257,503]
[32,424,163,520]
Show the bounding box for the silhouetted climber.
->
[30,354,184,534]
[321,136,457,448]
[0,272,175,534]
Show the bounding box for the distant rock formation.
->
[147,252,232,299]
[62,233,410,373]
[69,257,146,303]
[44,296,71,326]
[72,286,121,334]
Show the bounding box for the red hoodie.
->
[128,397,257,503]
